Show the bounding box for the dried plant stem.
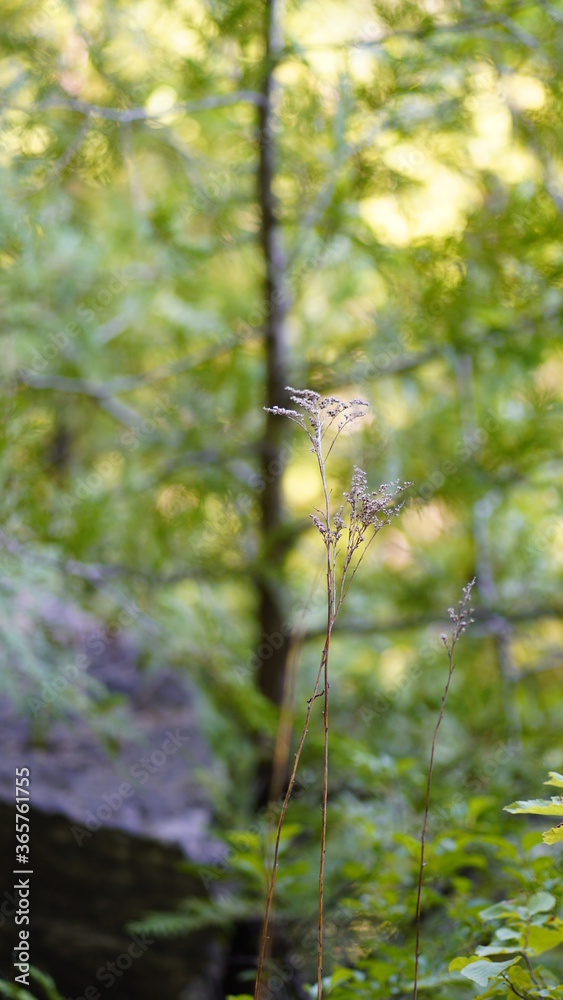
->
[254,637,329,999]
[413,645,454,999]
[317,627,330,996]
[413,580,475,1000]
[316,422,334,999]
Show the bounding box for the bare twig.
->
[7,91,265,123]
[254,638,328,996]
[23,121,91,195]
[500,973,530,999]
[413,579,476,999]
[16,371,142,427]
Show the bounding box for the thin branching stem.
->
[254,639,328,998]
[413,645,455,999]
[500,974,532,1000]
[317,602,332,997]
[316,434,333,997]
[413,580,475,1000]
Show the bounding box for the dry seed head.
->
[264,387,369,442]
[344,468,412,529]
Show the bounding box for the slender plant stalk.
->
[413,580,475,1000]
[255,387,410,1000]
[317,628,330,996]
[316,419,333,997]
[254,638,328,998]
[413,645,454,998]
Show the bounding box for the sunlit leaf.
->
[460,958,520,987]
[504,799,563,816]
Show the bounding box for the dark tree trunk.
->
[222,8,297,993]
[255,0,291,732]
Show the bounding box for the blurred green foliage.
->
[1,0,563,996]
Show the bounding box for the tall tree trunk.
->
[256,0,291,719]
[221,6,293,989]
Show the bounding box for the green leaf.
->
[29,968,64,1000]
[505,966,534,991]
[543,823,563,845]
[449,957,471,972]
[326,967,366,987]
[460,958,520,987]
[0,984,35,999]
[479,900,521,921]
[504,798,563,816]
[545,772,563,788]
[496,928,520,941]
[475,944,520,956]
[528,891,556,914]
[526,924,563,956]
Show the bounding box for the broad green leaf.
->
[526,924,563,956]
[475,944,520,956]
[460,958,520,987]
[504,798,563,816]
[449,957,471,972]
[479,900,521,921]
[496,928,520,941]
[327,967,365,987]
[545,772,563,788]
[528,891,556,914]
[543,823,563,845]
[505,966,534,991]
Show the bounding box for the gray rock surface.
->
[0,595,226,999]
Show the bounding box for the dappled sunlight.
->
[403,501,457,540]
[360,165,481,246]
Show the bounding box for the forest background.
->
[1,0,563,997]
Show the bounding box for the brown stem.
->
[254,636,329,998]
[413,645,455,999]
[500,974,531,1000]
[317,623,331,996]
[412,575,476,994]
[521,950,540,989]
[315,444,334,999]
